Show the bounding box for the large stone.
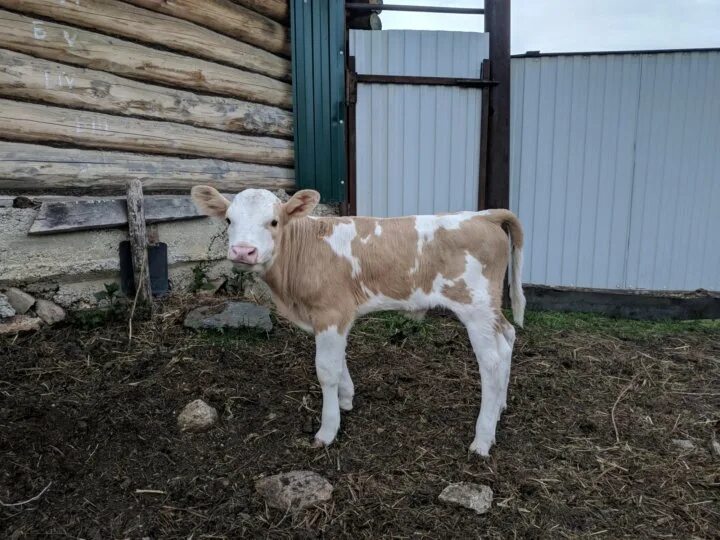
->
[256,471,333,511]
[0,315,42,335]
[35,299,66,325]
[4,288,35,314]
[0,294,15,318]
[177,399,218,432]
[438,482,493,515]
[184,301,272,332]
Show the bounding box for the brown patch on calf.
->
[261,209,521,334]
[442,279,472,304]
[350,217,418,300]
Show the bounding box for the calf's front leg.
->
[313,325,348,446]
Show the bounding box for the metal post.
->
[485,0,511,209]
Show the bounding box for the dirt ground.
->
[1,297,719,539]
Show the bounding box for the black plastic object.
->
[119,241,169,297]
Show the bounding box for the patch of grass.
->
[521,309,720,340]
[356,311,438,344]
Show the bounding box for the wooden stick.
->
[126,180,152,308]
[0,482,52,507]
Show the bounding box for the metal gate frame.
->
[289,1,511,213]
[343,1,510,215]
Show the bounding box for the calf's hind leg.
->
[459,312,511,457]
[339,357,354,411]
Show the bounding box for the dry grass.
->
[1,296,718,539]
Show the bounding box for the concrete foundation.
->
[0,196,337,309]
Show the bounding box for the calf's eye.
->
[225,218,231,225]
[271,219,278,227]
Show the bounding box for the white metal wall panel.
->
[511,50,720,292]
[350,30,489,217]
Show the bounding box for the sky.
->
[379,0,720,54]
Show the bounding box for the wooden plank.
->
[0,50,293,137]
[29,196,206,235]
[125,179,152,306]
[0,0,290,82]
[124,0,290,56]
[0,99,294,166]
[524,285,720,321]
[233,0,289,24]
[0,10,292,109]
[0,143,294,194]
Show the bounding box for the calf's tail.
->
[488,210,526,327]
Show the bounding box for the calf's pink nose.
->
[229,244,258,264]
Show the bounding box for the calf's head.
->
[191,186,320,272]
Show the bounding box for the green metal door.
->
[290,0,346,203]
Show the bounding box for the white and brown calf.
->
[191,186,526,456]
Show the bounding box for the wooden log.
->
[0,50,293,137]
[126,179,152,305]
[0,10,292,109]
[124,0,290,57]
[0,99,294,166]
[232,0,289,24]
[0,143,294,194]
[0,0,290,82]
[348,13,382,30]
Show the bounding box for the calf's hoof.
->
[469,438,494,457]
[339,398,353,411]
[313,430,336,448]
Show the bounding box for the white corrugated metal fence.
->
[511,50,720,292]
[350,30,488,216]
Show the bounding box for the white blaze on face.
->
[225,189,280,264]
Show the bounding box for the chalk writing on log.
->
[43,70,75,90]
[76,117,109,134]
[32,21,47,40]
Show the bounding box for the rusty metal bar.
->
[356,74,497,87]
[346,3,484,14]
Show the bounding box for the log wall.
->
[0,0,294,195]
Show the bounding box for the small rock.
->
[184,301,272,332]
[197,277,226,297]
[0,315,41,335]
[438,482,493,515]
[4,288,35,314]
[35,299,66,325]
[0,294,16,318]
[244,277,273,305]
[256,471,333,511]
[712,439,720,457]
[672,439,695,451]
[177,399,218,432]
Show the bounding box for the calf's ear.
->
[191,185,230,218]
[283,189,320,220]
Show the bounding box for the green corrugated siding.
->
[290,0,346,202]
